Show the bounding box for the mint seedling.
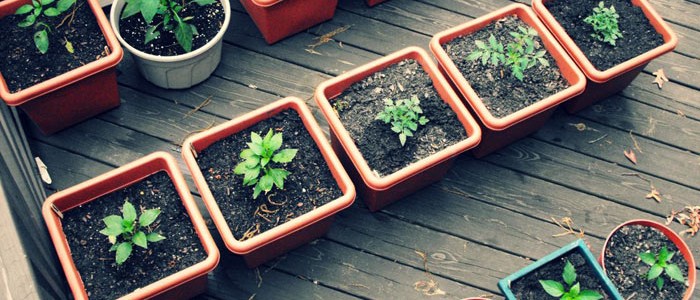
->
[120,0,217,52]
[584,1,623,46]
[99,200,166,265]
[14,0,76,54]
[376,95,429,146]
[639,246,685,290]
[539,260,603,300]
[234,129,298,199]
[468,25,548,81]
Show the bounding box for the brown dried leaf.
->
[652,69,669,89]
[645,186,662,202]
[624,149,637,164]
[413,279,446,296]
[667,206,700,237]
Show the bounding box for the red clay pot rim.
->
[182,97,356,255]
[249,0,284,8]
[41,152,220,300]
[600,219,696,300]
[532,0,678,83]
[0,0,123,106]
[429,4,586,131]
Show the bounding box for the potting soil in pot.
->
[62,171,207,300]
[118,0,224,56]
[444,16,569,118]
[545,0,664,71]
[195,110,343,241]
[511,250,613,299]
[332,59,468,176]
[603,224,689,299]
[0,0,107,93]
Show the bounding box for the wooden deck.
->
[24,0,699,298]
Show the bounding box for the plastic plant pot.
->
[498,239,623,300]
[430,4,585,158]
[240,0,338,44]
[532,0,677,113]
[0,0,123,135]
[109,0,231,89]
[182,97,355,268]
[600,219,696,300]
[366,0,388,7]
[42,152,220,300]
[315,46,482,212]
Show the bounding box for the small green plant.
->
[120,0,217,52]
[99,200,166,265]
[468,26,548,81]
[14,0,76,54]
[638,246,686,290]
[583,1,623,46]
[375,95,429,147]
[539,260,603,300]
[234,129,298,199]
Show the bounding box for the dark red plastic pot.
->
[315,47,482,212]
[366,0,388,7]
[0,0,123,135]
[532,0,678,113]
[239,0,338,44]
[430,4,585,158]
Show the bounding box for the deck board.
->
[21,0,700,299]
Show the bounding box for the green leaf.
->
[539,280,564,297]
[578,290,603,300]
[15,4,34,15]
[563,261,576,286]
[269,132,283,152]
[133,231,147,249]
[665,264,685,282]
[122,201,137,223]
[34,29,49,54]
[99,226,124,237]
[42,0,55,5]
[18,14,36,27]
[488,35,498,48]
[639,252,657,266]
[658,246,669,263]
[139,208,160,227]
[55,0,75,12]
[234,161,249,175]
[656,276,664,290]
[192,0,216,5]
[144,26,160,44]
[139,0,160,24]
[252,182,263,199]
[240,149,255,159]
[268,168,289,189]
[243,167,260,186]
[103,215,123,228]
[399,133,407,146]
[570,282,581,296]
[147,232,166,242]
[474,40,486,49]
[121,0,141,19]
[175,20,193,52]
[260,156,270,168]
[272,149,298,163]
[115,242,132,265]
[109,242,119,251]
[190,24,198,36]
[467,51,482,61]
[258,174,273,193]
[648,264,664,280]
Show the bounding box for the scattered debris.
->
[645,186,662,202]
[64,37,74,54]
[182,96,212,119]
[572,122,587,131]
[35,156,52,184]
[623,149,637,165]
[255,267,263,288]
[413,250,446,296]
[629,131,643,153]
[551,217,585,238]
[306,25,352,54]
[248,84,258,89]
[666,206,699,237]
[587,133,608,144]
[652,69,669,89]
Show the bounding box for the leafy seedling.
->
[15,0,77,54]
[468,26,548,81]
[99,200,166,265]
[121,0,217,52]
[376,95,429,146]
[539,260,603,300]
[639,246,686,290]
[584,1,623,46]
[234,129,298,199]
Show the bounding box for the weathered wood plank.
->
[29,141,114,191]
[622,72,700,121]
[646,52,700,90]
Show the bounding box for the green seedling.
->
[99,200,166,265]
[120,0,217,52]
[639,246,686,290]
[14,0,76,54]
[375,95,429,147]
[539,260,603,300]
[468,26,548,81]
[234,129,298,199]
[584,1,623,46]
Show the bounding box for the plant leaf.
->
[639,252,657,266]
[133,231,147,249]
[648,264,664,280]
[139,0,159,24]
[268,168,290,189]
[539,280,564,297]
[665,264,685,282]
[192,0,216,5]
[99,226,123,237]
[144,26,160,44]
[570,282,581,296]
[258,174,273,193]
[139,208,160,227]
[121,0,141,19]
[656,276,664,290]
[115,242,132,265]
[33,29,49,54]
[269,132,283,152]
[578,290,604,300]
[272,149,298,163]
[234,161,249,175]
[55,0,75,12]
[147,232,166,242]
[563,261,576,286]
[175,20,193,52]
[399,133,407,146]
[122,201,137,223]
[15,4,34,15]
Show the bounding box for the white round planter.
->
[110,0,230,89]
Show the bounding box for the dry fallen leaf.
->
[414,280,446,296]
[645,186,662,202]
[666,206,699,237]
[652,69,669,89]
[624,149,637,164]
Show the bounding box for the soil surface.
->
[62,171,207,300]
[0,0,108,93]
[511,250,613,299]
[545,0,664,71]
[603,225,689,299]
[333,59,468,176]
[118,1,224,56]
[195,110,343,241]
[444,16,569,119]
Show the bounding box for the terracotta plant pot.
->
[430,4,585,158]
[366,0,388,7]
[240,0,338,44]
[315,46,482,212]
[499,239,623,300]
[182,97,355,268]
[532,0,677,113]
[42,152,220,299]
[600,219,696,300]
[110,0,231,89]
[0,0,123,135]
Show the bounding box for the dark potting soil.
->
[511,250,613,299]
[61,171,207,300]
[545,0,664,71]
[118,1,224,56]
[0,0,108,93]
[603,225,689,299]
[195,110,343,241]
[332,59,468,176]
[444,16,569,119]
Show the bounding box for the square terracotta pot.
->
[240,0,338,44]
